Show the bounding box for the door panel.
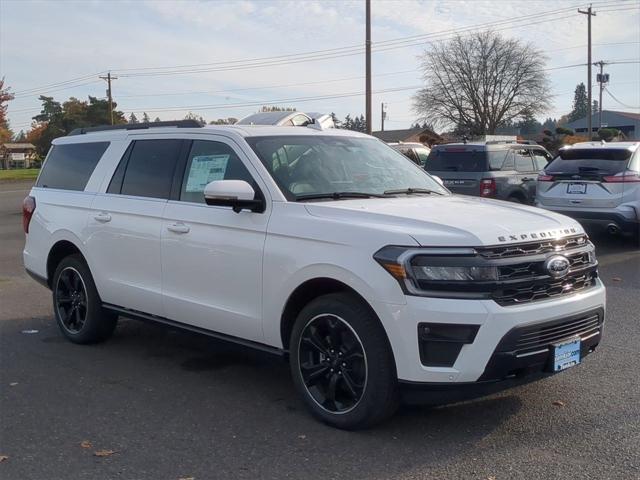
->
[514,149,537,201]
[161,138,269,341]
[87,194,167,315]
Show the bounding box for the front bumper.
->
[374,278,606,384]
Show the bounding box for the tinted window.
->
[546,148,633,175]
[514,149,534,172]
[36,142,109,190]
[119,139,182,199]
[426,148,488,172]
[180,140,257,204]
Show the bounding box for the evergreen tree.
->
[569,83,589,122]
[343,114,353,130]
[128,112,139,124]
[330,112,341,128]
[142,112,150,123]
[153,117,161,123]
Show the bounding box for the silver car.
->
[536,141,640,237]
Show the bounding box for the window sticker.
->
[185,154,230,192]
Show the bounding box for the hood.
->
[304,195,584,247]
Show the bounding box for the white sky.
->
[1,0,639,133]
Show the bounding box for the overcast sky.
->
[1,0,639,133]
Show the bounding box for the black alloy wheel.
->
[55,267,88,334]
[298,313,368,414]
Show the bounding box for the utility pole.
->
[99,72,118,125]
[578,6,596,139]
[594,60,609,130]
[381,102,386,131]
[365,0,372,134]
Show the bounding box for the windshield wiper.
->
[383,187,444,196]
[295,191,387,202]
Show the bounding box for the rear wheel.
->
[290,293,398,429]
[52,254,117,344]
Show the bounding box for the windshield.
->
[246,136,449,200]
[546,148,633,175]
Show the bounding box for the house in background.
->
[565,110,640,139]
[0,143,38,169]
[371,126,442,146]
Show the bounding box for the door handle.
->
[167,223,190,234]
[94,212,112,223]
[522,177,534,182]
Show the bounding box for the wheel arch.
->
[280,277,393,358]
[46,239,86,288]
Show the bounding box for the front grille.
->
[482,235,598,306]
[478,235,589,259]
[515,314,600,354]
[493,272,597,306]
[504,312,602,356]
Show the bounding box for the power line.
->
[604,88,640,109]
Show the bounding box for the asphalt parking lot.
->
[1,180,639,480]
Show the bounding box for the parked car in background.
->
[536,141,640,238]
[425,141,553,204]
[388,142,431,167]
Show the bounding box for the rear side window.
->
[115,139,183,199]
[514,149,535,172]
[546,148,633,175]
[532,150,552,170]
[426,148,488,172]
[36,142,109,191]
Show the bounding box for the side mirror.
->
[432,175,444,186]
[203,180,264,213]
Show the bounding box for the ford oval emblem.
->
[545,255,571,279]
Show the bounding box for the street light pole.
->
[578,6,596,139]
[365,0,372,134]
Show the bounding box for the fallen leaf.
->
[21,329,39,334]
[9,383,18,387]
[552,400,565,407]
[612,277,622,282]
[0,455,8,463]
[80,440,92,449]
[93,449,115,457]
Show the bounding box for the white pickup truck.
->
[23,121,605,429]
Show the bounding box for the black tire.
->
[507,195,523,204]
[289,293,398,429]
[52,254,117,344]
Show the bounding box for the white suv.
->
[23,120,606,429]
[536,141,640,237]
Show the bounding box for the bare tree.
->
[413,31,550,135]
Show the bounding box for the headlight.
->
[373,246,495,299]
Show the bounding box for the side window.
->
[532,150,552,171]
[179,140,257,204]
[118,139,183,199]
[36,142,109,191]
[290,114,310,126]
[415,147,430,166]
[403,148,419,164]
[514,149,535,172]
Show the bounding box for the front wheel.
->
[52,254,118,344]
[290,293,398,429]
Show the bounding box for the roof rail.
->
[68,120,204,136]
[485,139,537,145]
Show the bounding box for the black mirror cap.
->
[204,197,266,213]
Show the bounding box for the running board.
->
[102,303,285,357]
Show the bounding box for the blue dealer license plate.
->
[553,337,581,372]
